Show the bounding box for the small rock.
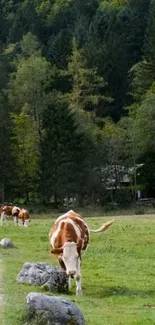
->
[17,262,69,293]
[0,238,14,248]
[26,292,85,325]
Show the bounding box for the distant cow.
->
[49,210,114,296]
[1,205,31,227]
[12,207,31,227]
[0,205,20,226]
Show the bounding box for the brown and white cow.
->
[49,210,114,296]
[1,205,31,227]
[12,207,31,227]
[0,205,20,226]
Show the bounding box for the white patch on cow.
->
[65,218,81,238]
[13,216,18,225]
[75,258,82,296]
[66,212,90,238]
[12,206,20,215]
[62,241,79,276]
[24,220,29,227]
[55,210,74,223]
[68,276,72,290]
[18,219,23,226]
[0,212,8,226]
[50,217,81,248]
[50,220,62,247]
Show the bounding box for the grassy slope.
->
[1,215,155,324]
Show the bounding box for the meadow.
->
[1,212,155,325]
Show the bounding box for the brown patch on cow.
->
[49,210,90,271]
[18,209,30,224]
[51,247,63,255]
[2,206,13,216]
[50,210,89,251]
[12,209,20,217]
[58,256,66,270]
[77,238,83,258]
[50,219,80,249]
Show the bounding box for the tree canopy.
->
[0,0,155,206]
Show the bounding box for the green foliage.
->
[129,60,155,102]
[67,38,112,117]
[9,33,52,136]
[0,93,15,202]
[143,0,155,62]
[135,207,145,215]
[39,93,93,204]
[114,188,132,206]
[0,0,154,204]
[11,108,39,201]
[21,32,40,56]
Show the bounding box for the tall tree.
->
[39,93,92,206]
[9,33,52,137]
[67,39,112,118]
[143,0,155,62]
[11,107,39,202]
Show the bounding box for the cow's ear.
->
[51,247,63,255]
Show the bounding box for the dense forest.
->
[0,0,155,207]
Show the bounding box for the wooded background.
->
[0,0,155,207]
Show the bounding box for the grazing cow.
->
[49,210,114,296]
[0,205,20,226]
[1,205,30,227]
[12,207,31,227]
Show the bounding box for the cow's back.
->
[49,210,89,251]
[18,209,29,222]
[2,205,13,215]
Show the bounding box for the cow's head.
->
[51,240,82,276]
[12,206,20,224]
[12,206,20,217]
[24,219,31,227]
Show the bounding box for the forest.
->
[0,0,155,207]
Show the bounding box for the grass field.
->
[1,213,155,324]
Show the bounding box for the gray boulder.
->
[26,292,85,325]
[0,238,14,248]
[16,262,69,293]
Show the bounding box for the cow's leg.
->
[0,212,4,226]
[1,212,7,226]
[68,276,72,290]
[13,217,18,225]
[24,219,29,227]
[18,219,23,226]
[76,258,82,296]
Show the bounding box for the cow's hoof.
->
[76,289,83,296]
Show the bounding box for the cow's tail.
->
[90,219,115,233]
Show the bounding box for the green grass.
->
[1,215,155,324]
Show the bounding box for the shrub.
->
[114,188,132,206]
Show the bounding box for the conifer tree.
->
[11,107,39,202]
[143,0,155,62]
[67,38,112,117]
[39,94,92,205]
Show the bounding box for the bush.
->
[103,203,118,213]
[135,207,145,215]
[114,188,132,206]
